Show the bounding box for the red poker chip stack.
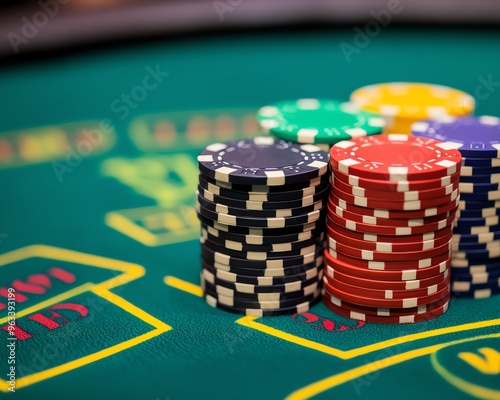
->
[324,134,463,324]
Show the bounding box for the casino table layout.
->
[1,26,500,400]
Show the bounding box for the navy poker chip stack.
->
[196,137,330,316]
[412,116,500,299]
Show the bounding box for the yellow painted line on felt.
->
[431,349,500,400]
[106,212,159,247]
[164,276,202,297]
[239,316,500,360]
[0,283,95,325]
[0,288,171,392]
[12,328,164,390]
[286,332,500,400]
[92,287,172,332]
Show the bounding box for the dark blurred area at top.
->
[1,0,500,62]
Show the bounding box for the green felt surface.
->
[1,26,500,400]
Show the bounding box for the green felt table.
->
[1,26,500,400]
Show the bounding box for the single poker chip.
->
[197,193,325,218]
[459,200,500,211]
[208,257,324,278]
[452,231,500,244]
[411,116,500,158]
[329,222,453,244]
[459,182,500,194]
[451,264,500,277]
[332,167,461,193]
[203,286,322,310]
[324,249,450,281]
[202,274,321,297]
[328,246,451,271]
[198,214,324,236]
[330,184,459,211]
[204,293,317,316]
[457,207,500,219]
[201,171,328,192]
[453,223,500,235]
[461,165,500,177]
[198,185,328,210]
[329,201,453,228]
[327,210,456,236]
[197,137,329,186]
[324,264,449,291]
[201,236,322,261]
[202,261,323,286]
[196,202,323,228]
[451,285,500,299]
[328,236,452,262]
[452,246,500,260]
[202,228,324,253]
[323,292,449,317]
[198,173,329,202]
[202,280,321,305]
[350,82,475,120]
[329,135,462,181]
[451,268,500,281]
[201,244,323,269]
[323,294,450,324]
[460,173,500,184]
[323,276,450,300]
[323,280,450,308]
[330,191,460,219]
[332,175,458,201]
[327,224,454,253]
[462,157,500,168]
[201,222,324,246]
[452,239,500,251]
[455,215,499,228]
[450,257,500,269]
[460,190,500,202]
[257,99,385,144]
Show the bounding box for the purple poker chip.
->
[412,116,500,159]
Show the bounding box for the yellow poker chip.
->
[350,82,475,120]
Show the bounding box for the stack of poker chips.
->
[350,82,475,134]
[196,137,330,316]
[256,98,385,151]
[412,116,500,299]
[324,135,462,324]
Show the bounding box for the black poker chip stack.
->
[196,137,330,316]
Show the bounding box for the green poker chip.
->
[257,99,385,144]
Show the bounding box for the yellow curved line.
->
[430,351,500,400]
[286,333,500,400]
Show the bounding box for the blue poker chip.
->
[197,137,329,186]
[452,246,500,260]
[459,200,500,210]
[460,190,500,202]
[452,278,500,292]
[451,256,500,269]
[459,181,500,194]
[452,287,500,298]
[453,231,500,244]
[457,207,500,219]
[461,165,500,177]
[460,173,500,184]
[451,266,500,280]
[411,115,500,158]
[454,223,500,235]
[452,239,500,251]
[451,263,500,277]
[454,215,500,228]
[462,157,500,168]
[451,265,500,283]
